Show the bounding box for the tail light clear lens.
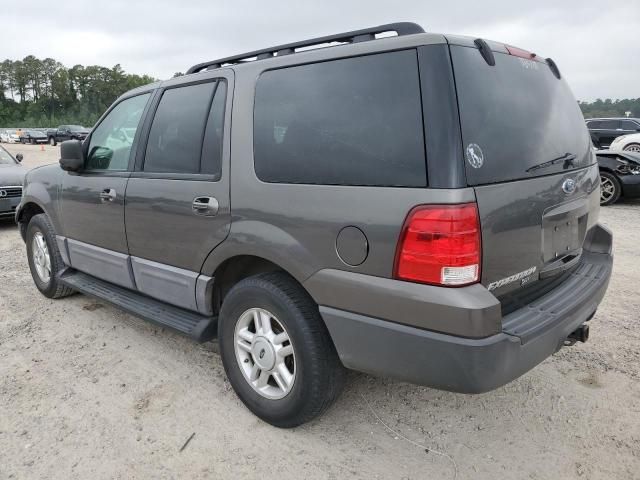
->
[394,203,481,286]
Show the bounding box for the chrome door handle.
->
[100,188,116,202]
[192,196,219,216]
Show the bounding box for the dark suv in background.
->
[17,23,612,427]
[586,117,640,149]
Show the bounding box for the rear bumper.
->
[321,224,613,393]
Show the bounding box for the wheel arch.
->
[16,201,45,241]
[210,254,313,315]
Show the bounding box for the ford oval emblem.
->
[562,178,577,195]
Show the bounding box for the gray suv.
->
[16,23,613,427]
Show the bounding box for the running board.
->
[59,270,217,342]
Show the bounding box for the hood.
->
[71,129,90,134]
[0,164,26,185]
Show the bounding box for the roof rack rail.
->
[186,22,425,74]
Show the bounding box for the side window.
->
[144,81,224,175]
[253,50,426,187]
[201,81,227,178]
[587,121,600,129]
[621,120,640,131]
[86,93,150,171]
[599,120,619,130]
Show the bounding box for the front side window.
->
[599,120,619,130]
[143,80,226,176]
[86,93,150,171]
[253,51,426,187]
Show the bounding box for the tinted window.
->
[587,120,601,129]
[599,120,619,129]
[451,46,592,185]
[254,51,426,187]
[144,82,217,174]
[86,93,150,171]
[201,81,227,178]
[621,120,640,131]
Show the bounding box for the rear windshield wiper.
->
[526,153,576,173]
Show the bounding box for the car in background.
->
[596,150,640,205]
[586,118,640,149]
[20,130,48,145]
[608,132,640,153]
[0,145,25,219]
[46,125,90,146]
[0,129,21,144]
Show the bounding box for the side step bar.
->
[60,270,217,342]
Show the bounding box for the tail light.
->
[394,203,481,287]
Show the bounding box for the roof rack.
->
[186,22,425,74]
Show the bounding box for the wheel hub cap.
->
[234,308,296,400]
[251,337,276,370]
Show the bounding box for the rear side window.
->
[621,120,640,131]
[144,80,226,176]
[587,120,600,129]
[253,51,426,187]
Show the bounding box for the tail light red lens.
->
[394,203,481,286]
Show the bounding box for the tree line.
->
[579,98,640,119]
[0,55,637,127]
[0,56,156,128]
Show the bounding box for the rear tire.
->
[26,214,74,299]
[599,171,621,206]
[218,272,345,428]
[623,143,640,153]
[49,137,56,146]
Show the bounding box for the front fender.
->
[17,165,63,233]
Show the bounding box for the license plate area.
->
[542,200,589,263]
[0,198,11,212]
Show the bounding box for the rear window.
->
[451,46,593,186]
[253,50,426,187]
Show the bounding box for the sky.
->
[2,0,638,101]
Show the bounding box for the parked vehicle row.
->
[0,125,90,146]
[586,117,640,149]
[16,23,612,427]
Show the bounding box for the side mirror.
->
[15,153,23,163]
[59,140,85,172]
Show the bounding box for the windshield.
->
[0,148,17,165]
[450,45,593,185]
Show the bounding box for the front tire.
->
[623,143,640,153]
[26,214,74,299]
[599,171,621,206]
[49,137,57,146]
[218,272,345,428]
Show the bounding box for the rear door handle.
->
[192,196,219,216]
[99,188,116,202]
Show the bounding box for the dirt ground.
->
[1,143,639,479]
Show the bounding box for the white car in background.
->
[610,133,640,153]
[0,130,21,143]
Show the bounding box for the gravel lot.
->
[1,143,639,479]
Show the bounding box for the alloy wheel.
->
[600,175,616,204]
[32,231,51,283]
[234,307,296,400]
